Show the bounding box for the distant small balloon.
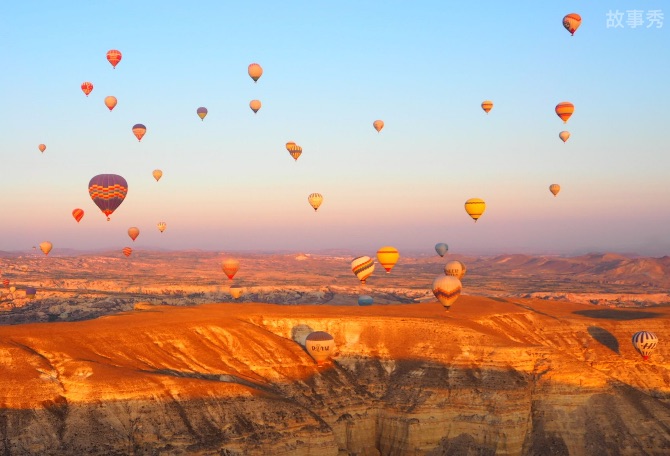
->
[432,275,462,310]
[555,102,574,123]
[157,222,166,233]
[128,227,140,241]
[197,107,208,121]
[559,131,571,143]
[230,285,244,299]
[373,120,384,133]
[25,287,37,299]
[222,258,240,280]
[38,144,46,153]
[358,295,374,306]
[435,243,449,257]
[152,169,163,181]
[132,124,146,141]
[481,100,493,114]
[351,256,375,285]
[122,247,132,257]
[249,99,262,114]
[81,82,93,97]
[305,331,335,365]
[549,184,561,197]
[464,198,486,222]
[444,260,466,280]
[563,13,582,36]
[104,96,118,112]
[308,193,323,211]
[632,331,658,361]
[39,241,52,256]
[286,142,302,161]
[107,50,122,68]
[248,63,263,82]
[376,246,399,273]
[72,208,84,223]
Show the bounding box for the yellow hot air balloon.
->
[230,285,244,299]
[222,258,240,280]
[104,96,118,112]
[376,246,399,273]
[555,102,574,123]
[9,286,16,294]
[249,99,261,114]
[549,184,561,197]
[444,260,466,280]
[308,193,323,211]
[128,227,140,241]
[559,131,571,143]
[286,142,302,161]
[152,169,163,181]
[248,63,263,82]
[39,241,52,255]
[563,13,582,36]
[464,198,486,222]
[481,100,493,114]
[373,120,384,133]
[157,222,166,233]
[351,256,374,285]
[432,275,462,311]
[305,331,335,366]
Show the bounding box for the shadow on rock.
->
[587,326,620,354]
[573,309,661,321]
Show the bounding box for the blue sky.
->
[0,1,668,255]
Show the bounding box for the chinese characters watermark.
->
[606,10,664,28]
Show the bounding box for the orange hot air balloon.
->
[132,124,146,141]
[563,13,582,36]
[38,144,46,153]
[286,142,302,161]
[152,169,163,181]
[559,131,571,143]
[72,208,84,223]
[81,82,93,97]
[157,222,166,233]
[107,50,122,68]
[376,246,400,273]
[249,99,262,114]
[351,256,375,285]
[481,100,493,114]
[248,63,263,82]
[555,102,574,123]
[308,193,323,211]
[549,184,561,197]
[373,120,384,133]
[39,241,52,256]
[128,227,140,241]
[104,96,118,112]
[464,198,486,222]
[222,258,240,280]
[230,285,244,299]
[122,247,132,257]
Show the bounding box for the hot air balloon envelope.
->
[555,102,574,123]
[308,193,323,211]
[481,100,493,114]
[432,275,462,310]
[222,259,240,280]
[230,285,244,299]
[132,124,146,141]
[373,120,384,133]
[107,50,122,68]
[128,227,140,241]
[250,100,261,113]
[88,174,128,221]
[157,222,166,233]
[72,208,84,223]
[305,331,335,365]
[197,107,208,120]
[465,198,486,222]
[122,247,132,257]
[38,144,46,153]
[549,184,561,197]
[563,13,582,35]
[632,331,658,360]
[104,96,117,111]
[376,246,399,273]
[444,260,467,280]
[153,169,163,181]
[248,63,263,82]
[287,142,302,161]
[559,131,571,143]
[39,241,52,256]
[81,82,93,96]
[435,243,449,257]
[351,256,375,285]
[358,295,374,306]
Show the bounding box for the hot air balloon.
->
[9,286,16,294]
[2,280,8,288]
[230,285,244,299]
[250,100,261,114]
[444,260,467,280]
[432,275,462,310]
[563,13,582,36]
[555,102,574,123]
[88,174,128,221]
[107,50,122,68]
[351,256,374,285]
[157,222,166,233]
[465,198,486,222]
[632,331,658,361]
[122,247,132,257]
[128,227,140,241]
[481,100,493,114]
[305,331,335,366]
[248,63,263,82]
[72,208,84,223]
[132,124,146,141]
[358,295,374,306]
[376,246,399,273]
[81,82,93,97]
[104,96,117,112]
[39,241,52,256]
[559,131,571,143]
[308,193,323,212]
[373,120,384,133]
[222,259,240,280]
[549,184,561,197]
[38,144,46,153]
[286,142,302,161]
[25,287,37,300]
[435,243,449,257]
[152,169,163,181]
[197,107,208,121]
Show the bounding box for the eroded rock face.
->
[0,299,669,455]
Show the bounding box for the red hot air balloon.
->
[132,124,146,141]
[72,208,84,223]
[38,144,46,153]
[88,174,128,221]
[122,247,132,257]
[81,82,93,96]
[107,50,122,68]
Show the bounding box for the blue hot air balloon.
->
[358,295,374,306]
[435,243,449,257]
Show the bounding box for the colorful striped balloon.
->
[351,256,375,285]
[308,193,323,211]
[122,247,132,257]
[432,275,462,311]
[632,331,658,361]
[132,124,146,141]
[481,100,493,114]
[555,102,574,123]
[72,208,84,223]
[286,142,302,161]
[157,222,166,233]
[88,174,128,221]
[81,82,93,97]
[197,107,208,120]
[562,13,582,36]
[107,50,122,68]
